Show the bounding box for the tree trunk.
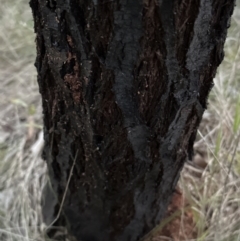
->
[30,0,235,240]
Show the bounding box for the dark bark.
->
[30,0,235,241]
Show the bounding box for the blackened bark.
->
[29,0,235,241]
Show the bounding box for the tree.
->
[29,0,235,240]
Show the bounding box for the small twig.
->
[46,150,79,230]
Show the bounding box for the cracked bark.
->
[29,0,235,241]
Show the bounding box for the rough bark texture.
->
[30,0,235,241]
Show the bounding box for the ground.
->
[0,1,240,241]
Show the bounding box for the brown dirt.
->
[144,187,197,241]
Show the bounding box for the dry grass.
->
[0,1,239,241]
[0,0,46,240]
